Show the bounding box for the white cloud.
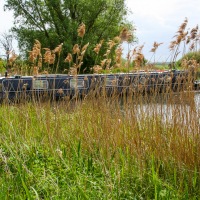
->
[125,0,200,61]
[0,0,14,33]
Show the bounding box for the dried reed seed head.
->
[93,42,103,54]
[42,70,49,75]
[28,51,36,63]
[78,55,83,61]
[179,18,188,32]
[190,26,198,40]
[150,42,163,52]
[93,65,102,73]
[107,40,116,49]
[176,35,182,44]
[134,52,144,62]
[69,66,77,75]
[77,62,83,69]
[38,56,42,68]
[189,42,195,51]
[49,53,55,64]
[44,50,51,61]
[33,66,38,76]
[115,46,123,56]
[73,44,80,54]
[126,51,131,60]
[119,27,133,42]
[8,52,18,64]
[115,47,123,64]
[64,53,73,63]
[78,23,86,38]
[34,39,41,49]
[103,50,110,57]
[93,47,100,54]
[113,36,121,43]
[106,59,112,69]
[169,41,177,51]
[132,47,137,56]
[53,43,63,54]
[81,50,86,56]
[101,59,107,67]
[114,63,121,68]
[138,44,144,53]
[150,47,156,53]
[81,42,89,51]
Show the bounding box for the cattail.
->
[78,23,86,38]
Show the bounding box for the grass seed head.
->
[64,53,73,63]
[119,27,133,42]
[73,44,80,54]
[78,23,86,38]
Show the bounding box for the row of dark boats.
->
[0,69,199,101]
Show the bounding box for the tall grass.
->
[0,92,199,199]
[0,18,200,199]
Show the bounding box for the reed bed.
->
[0,18,200,199]
[0,91,199,199]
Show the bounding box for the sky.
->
[0,0,200,62]
[125,0,200,62]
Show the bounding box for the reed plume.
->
[78,23,86,38]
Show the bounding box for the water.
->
[120,91,200,133]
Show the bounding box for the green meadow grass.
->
[0,92,199,199]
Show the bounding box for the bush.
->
[177,51,200,69]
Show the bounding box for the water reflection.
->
[121,91,200,133]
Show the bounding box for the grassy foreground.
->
[0,93,199,199]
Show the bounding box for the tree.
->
[0,32,13,71]
[4,0,134,73]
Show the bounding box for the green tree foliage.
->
[4,0,134,72]
[177,51,200,68]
